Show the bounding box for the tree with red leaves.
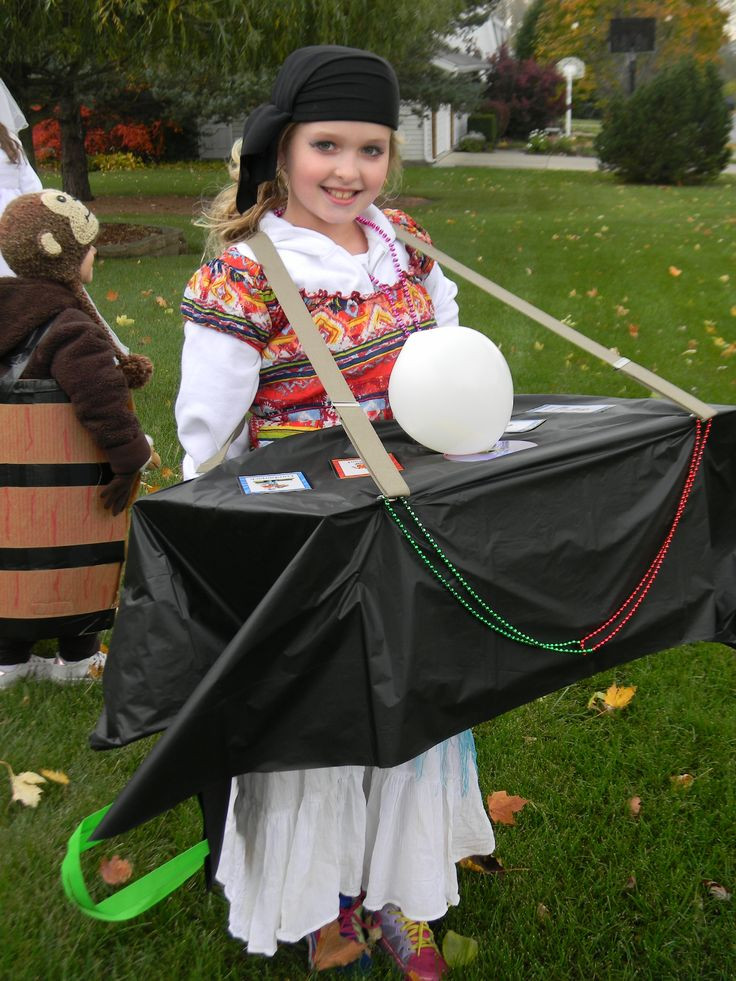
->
[484,45,566,139]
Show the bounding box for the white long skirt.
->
[216,730,495,956]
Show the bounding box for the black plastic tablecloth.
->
[91,395,736,840]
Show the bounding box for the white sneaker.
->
[0,660,35,689]
[47,651,107,684]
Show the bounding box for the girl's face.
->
[79,245,96,284]
[280,120,391,246]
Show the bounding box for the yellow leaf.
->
[668,266,682,277]
[140,289,153,297]
[533,341,544,351]
[115,315,135,328]
[536,903,552,923]
[1,761,47,808]
[604,684,637,709]
[442,930,479,967]
[39,768,70,785]
[670,773,694,789]
[730,306,736,317]
[719,275,730,283]
[155,295,168,307]
[161,467,175,479]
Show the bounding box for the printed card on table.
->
[238,472,311,494]
[331,454,403,479]
[529,403,614,414]
[504,418,545,434]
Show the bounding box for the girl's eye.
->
[311,140,336,152]
[362,145,384,158]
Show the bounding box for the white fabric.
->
[0,141,43,277]
[175,205,459,478]
[217,735,495,956]
[0,79,28,133]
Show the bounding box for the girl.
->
[175,46,494,979]
[0,80,42,276]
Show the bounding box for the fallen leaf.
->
[105,290,119,302]
[160,467,175,479]
[1,761,47,808]
[533,341,544,351]
[39,769,70,785]
[702,879,732,901]
[487,790,529,826]
[536,903,552,923]
[155,295,168,307]
[442,930,478,967]
[628,796,642,817]
[719,275,730,283]
[99,855,133,886]
[623,874,637,890]
[628,323,639,339]
[458,854,506,876]
[669,266,682,277]
[731,306,736,317]
[588,684,637,713]
[140,289,152,297]
[604,684,637,709]
[615,304,630,317]
[586,287,598,297]
[308,918,368,970]
[115,315,135,328]
[670,773,694,789]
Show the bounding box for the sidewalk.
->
[435,148,736,175]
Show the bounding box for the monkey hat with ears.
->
[0,189,152,388]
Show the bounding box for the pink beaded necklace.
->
[272,208,422,338]
[355,214,422,339]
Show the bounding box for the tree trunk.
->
[59,92,93,200]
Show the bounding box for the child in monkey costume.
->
[0,190,153,687]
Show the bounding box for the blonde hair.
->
[198,125,403,258]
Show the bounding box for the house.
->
[198,13,509,164]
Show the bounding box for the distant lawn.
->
[3,162,734,980]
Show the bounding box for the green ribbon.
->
[61,804,210,921]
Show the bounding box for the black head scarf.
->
[235,45,400,213]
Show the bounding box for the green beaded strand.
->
[382,496,590,655]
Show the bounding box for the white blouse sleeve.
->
[18,155,42,194]
[175,323,262,480]
[424,260,460,328]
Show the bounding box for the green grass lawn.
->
[2,163,735,979]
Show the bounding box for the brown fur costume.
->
[0,190,152,387]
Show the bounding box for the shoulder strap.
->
[394,227,716,422]
[247,231,410,499]
[0,316,57,393]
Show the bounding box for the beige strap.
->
[396,227,717,422]
[196,417,247,474]
[248,231,410,498]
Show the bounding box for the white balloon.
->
[388,326,514,456]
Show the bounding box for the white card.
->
[530,403,614,414]
[238,472,311,494]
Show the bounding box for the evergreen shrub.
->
[466,112,497,146]
[595,58,731,184]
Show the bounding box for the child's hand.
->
[100,472,139,515]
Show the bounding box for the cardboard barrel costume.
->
[0,361,129,636]
[0,191,153,650]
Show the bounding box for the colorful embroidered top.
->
[181,210,446,448]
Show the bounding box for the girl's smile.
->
[280,120,392,251]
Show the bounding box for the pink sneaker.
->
[377,904,449,980]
